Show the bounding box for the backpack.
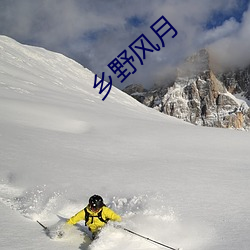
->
[84,206,109,226]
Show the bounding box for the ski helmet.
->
[89,195,104,210]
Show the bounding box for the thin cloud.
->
[209,3,250,69]
[201,18,240,45]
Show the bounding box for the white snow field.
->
[0,35,249,250]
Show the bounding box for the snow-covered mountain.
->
[124,49,250,130]
[0,36,250,250]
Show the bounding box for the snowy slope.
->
[0,36,250,250]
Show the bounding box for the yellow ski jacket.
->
[67,206,121,233]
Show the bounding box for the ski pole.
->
[37,220,48,231]
[122,227,180,250]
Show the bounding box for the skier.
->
[66,194,122,239]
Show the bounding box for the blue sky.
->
[0,0,249,89]
[206,0,249,28]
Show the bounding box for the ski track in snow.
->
[0,99,91,134]
[0,180,211,250]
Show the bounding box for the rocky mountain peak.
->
[123,49,250,130]
[177,48,210,78]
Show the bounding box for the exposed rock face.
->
[217,66,250,99]
[123,84,147,103]
[123,49,250,130]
